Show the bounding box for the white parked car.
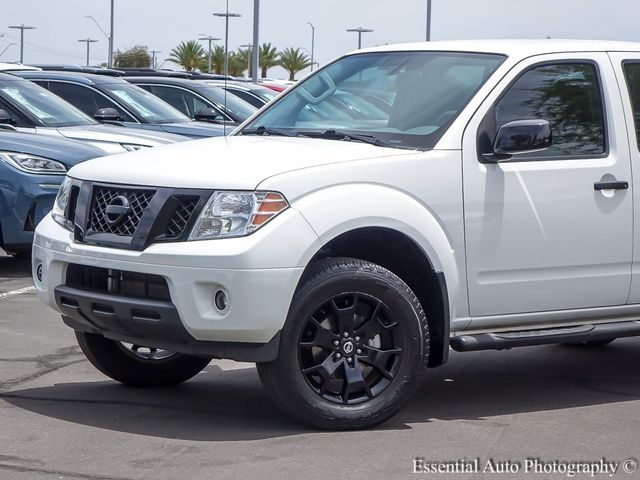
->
[32,39,640,429]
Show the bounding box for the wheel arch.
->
[301,226,450,368]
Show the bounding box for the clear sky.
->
[1,0,637,79]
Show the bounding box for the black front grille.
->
[65,264,171,302]
[89,186,155,236]
[65,180,211,250]
[161,196,199,240]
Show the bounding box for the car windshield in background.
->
[199,84,258,121]
[0,80,96,127]
[101,83,191,124]
[254,89,276,103]
[245,51,505,149]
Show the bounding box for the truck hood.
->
[68,135,414,189]
[56,124,187,147]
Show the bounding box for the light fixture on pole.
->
[240,43,252,77]
[0,42,16,59]
[306,22,315,71]
[78,38,99,66]
[85,14,110,66]
[213,9,241,78]
[8,24,36,64]
[198,35,221,74]
[149,50,161,69]
[426,0,432,41]
[346,27,373,49]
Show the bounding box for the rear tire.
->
[76,331,212,388]
[257,257,429,430]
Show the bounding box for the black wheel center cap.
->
[340,339,356,356]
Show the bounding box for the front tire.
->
[76,331,212,388]
[257,258,429,430]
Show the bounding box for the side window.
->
[47,82,134,122]
[228,89,262,108]
[0,96,34,127]
[493,63,605,158]
[622,62,640,150]
[148,85,212,118]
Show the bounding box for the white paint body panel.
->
[463,52,633,319]
[31,40,640,345]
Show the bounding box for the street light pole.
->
[149,50,161,69]
[240,43,252,77]
[78,38,99,66]
[251,0,259,82]
[213,9,241,78]
[0,43,16,59]
[307,22,315,71]
[85,15,110,65]
[8,24,36,63]
[426,0,432,41]
[346,27,373,49]
[198,35,221,74]
[108,0,115,67]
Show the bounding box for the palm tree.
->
[228,50,248,77]
[168,40,206,71]
[259,42,279,78]
[211,45,225,74]
[278,48,312,81]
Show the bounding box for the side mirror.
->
[493,119,552,157]
[0,109,14,125]
[94,107,122,123]
[194,108,225,124]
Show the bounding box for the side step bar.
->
[450,321,640,352]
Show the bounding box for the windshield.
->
[101,82,190,124]
[251,87,276,103]
[244,51,505,149]
[0,80,96,127]
[200,83,258,121]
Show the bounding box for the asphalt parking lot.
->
[1,250,640,480]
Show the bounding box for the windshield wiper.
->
[241,126,302,137]
[301,129,406,149]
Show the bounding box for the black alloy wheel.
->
[299,292,403,405]
[257,257,429,430]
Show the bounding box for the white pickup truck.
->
[32,40,640,429]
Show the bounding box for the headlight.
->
[0,152,66,175]
[120,143,150,152]
[189,191,288,240]
[51,176,73,230]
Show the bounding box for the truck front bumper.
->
[32,209,322,360]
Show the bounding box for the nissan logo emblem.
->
[105,195,131,226]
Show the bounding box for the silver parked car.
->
[0,73,185,153]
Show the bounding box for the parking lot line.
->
[0,286,35,300]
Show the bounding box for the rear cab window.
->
[621,62,640,150]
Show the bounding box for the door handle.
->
[594,181,628,191]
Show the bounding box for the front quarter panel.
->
[258,150,469,325]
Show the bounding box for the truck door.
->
[462,53,633,320]
[609,52,640,305]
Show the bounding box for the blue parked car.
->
[0,130,105,255]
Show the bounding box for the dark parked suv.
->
[13,71,225,139]
[124,77,257,126]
